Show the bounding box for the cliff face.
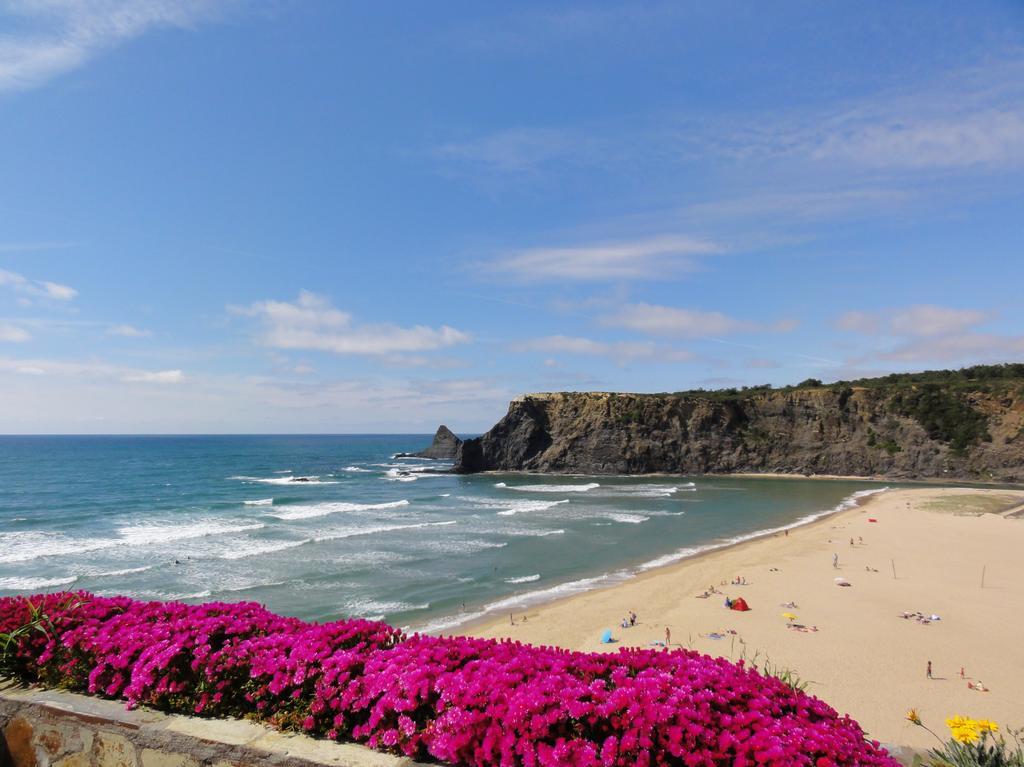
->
[399,425,462,460]
[454,386,1024,481]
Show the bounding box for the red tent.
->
[730,597,750,612]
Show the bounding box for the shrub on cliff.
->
[0,592,897,767]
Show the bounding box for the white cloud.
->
[0,1,237,92]
[0,357,513,433]
[836,304,989,337]
[602,303,797,338]
[233,291,471,356]
[0,356,184,383]
[107,323,151,337]
[837,303,1024,366]
[0,268,76,301]
[811,109,1024,170]
[440,56,1024,185]
[436,128,575,174]
[880,334,1024,364]
[889,305,989,337]
[0,323,30,342]
[490,234,722,281]
[703,58,1024,172]
[835,310,880,335]
[511,334,693,363]
[122,369,183,384]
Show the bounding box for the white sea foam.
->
[244,498,274,506]
[341,598,430,620]
[270,499,410,521]
[88,566,154,578]
[384,466,446,482]
[0,531,117,563]
[496,482,600,493]
[341,466,371,472]
[496,499,570,516]
[219,579,287,593]
[218,539,311,560]
[482,572,632,614]
[0,575,78,590]
[312,519,457,543]
[116,520,265,546]
[508,528,566,537]
[505,574,541,584]
[410,538,506,555]
[229,475,339,485]
[603,512,649,524]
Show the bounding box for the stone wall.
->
[0,680,927,767]
[0,681,421,767]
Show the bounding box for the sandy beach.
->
[466,487,1024,749]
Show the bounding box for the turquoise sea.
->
[0,435,897,633]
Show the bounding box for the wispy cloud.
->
[0,356,184,383]
[0,1,238,92]
[488,234,722,282]
[511,334,692,363]
[0,323,30,342]
[602,303,797,338]
[835,304,990,337]
[107,323,151,338]
[0,241,77,253]
[437,54,1024,181]
[0,268,77,301]
[837,303,1024,364]
[435,128,579,175]
[122,368,183,383]
[694,57,1024,172]
[232,291,471,356]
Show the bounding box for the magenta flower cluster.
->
[0,592,895,767]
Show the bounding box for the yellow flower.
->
[906,709,922,725]
[946,715,981,745]
[951,726,979,745]
[975,719,998,733]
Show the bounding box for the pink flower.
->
[0,591,898,767]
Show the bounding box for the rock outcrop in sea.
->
[453,366,1024,481]
[398,425,463,460]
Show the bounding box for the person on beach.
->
[927,660,933,679]
[960,666,965,679]
[665,627,671,646]
[629,611,637,626]
[833,553,839,568]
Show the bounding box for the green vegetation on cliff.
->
[455,364,1024,480]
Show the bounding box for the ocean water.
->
[0,435,894,633]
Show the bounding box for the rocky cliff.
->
[398,425,463,460]
[454,370,1024,481]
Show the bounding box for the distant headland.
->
[443,364,1024,481]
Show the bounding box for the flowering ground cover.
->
[0,592,896,767]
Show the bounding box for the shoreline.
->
[414,484,890,636]
[459,486,1024,749]
[453,467,1022,487]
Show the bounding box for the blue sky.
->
[1,1,1023,433]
